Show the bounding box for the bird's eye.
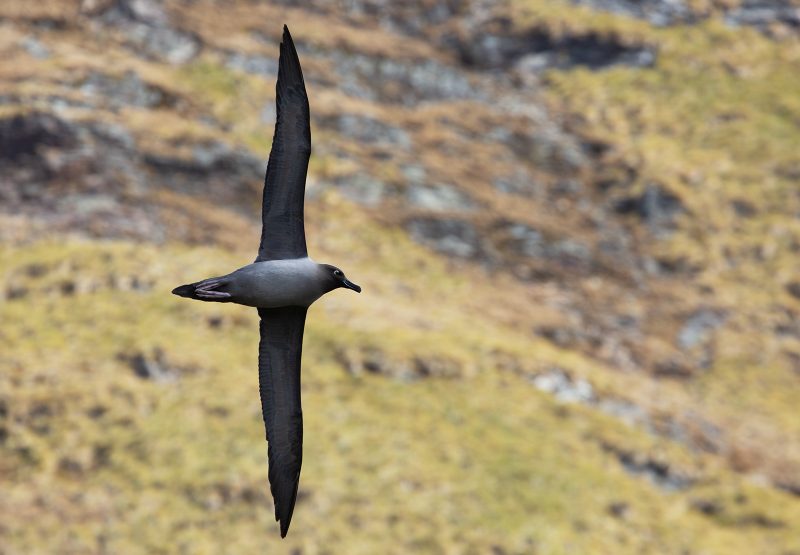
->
[334,270,342,277]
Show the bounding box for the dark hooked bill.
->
[342,278,361,293]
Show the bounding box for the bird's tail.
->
[171,277,231,301]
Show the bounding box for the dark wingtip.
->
[272,474,300,538]
[278,509,292,538]
[276,490,298,538]
[171,284,194,298]
[276,24,305,94]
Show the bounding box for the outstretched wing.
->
[256,25,311,262]
[257,306,308,537]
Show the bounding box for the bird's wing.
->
[257,306,308,537]
[256,25,311,262]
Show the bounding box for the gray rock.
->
[88,122,135,150]
[80,71,172,109]
[677,309,725,350]
[571,0,694,26]
[407,217,481,258]
[597,397,648,426]
[133,24,201,65]
[400,164,427,185]
[492,121,588,175]
[725,0,800,29]
[457,18,657,71]
[615,183,685,234]
[122,349,179,383]
[21,36,50,59]
[117,0,168,25]
[606,444,694,491]
[492,170,543,196]
[407,183,475,212]
[531,368,595,404]
[334,114,411,149]
[505,223,545,257]
[548,238,592,268]
[337,0,461,35]
[337,347,460,381]
[145,141,261,176]
[97,2,201,64]
[323,50,479,104]
[574,0,800,33]
[496,221,593,269]
[226,52,279,77]
[332,174,387,206]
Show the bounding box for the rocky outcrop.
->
[614,184,686,235]
[92,0,202,64]
[78,71,181,110]
[0,112,78,165]
[572,0,696,26]
[575,0,800,34]
[455,17,656,71]
[322,49,480,105]
[407,217,482,258]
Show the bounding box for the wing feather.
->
[257,306,308,537]
[256,25,311,262]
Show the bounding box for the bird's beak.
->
[342,278,361,293]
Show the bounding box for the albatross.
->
[172,25,361,537]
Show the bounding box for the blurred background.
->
[1,0,800,553]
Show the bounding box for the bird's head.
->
[320,264,361,293]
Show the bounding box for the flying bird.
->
[172,25,361,538]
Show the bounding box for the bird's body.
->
[171,25,360,538]
[174,258,335,308]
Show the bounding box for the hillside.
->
[1,0,800,553]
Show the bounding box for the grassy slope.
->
[2,223,799,554]
[522,0,800,482]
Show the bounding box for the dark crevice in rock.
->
[0,112,78,164]
[456,18,656,71]
[777,481,800,498]
[785,282,800,301]
[600,441,694,491]
[118,348,193,383]
[691,497,786,528]
[337,347,463,380]
[614,184,686,234]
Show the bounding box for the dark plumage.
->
[172,25,361,538]
[258,306,307,538]
[257,25,311,263]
